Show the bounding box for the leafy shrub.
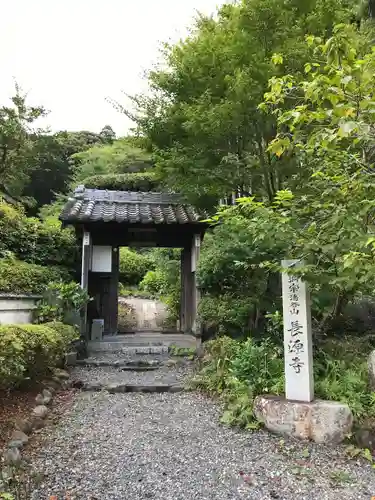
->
[0,258,70,294]
[197,219,284,338]
[0,327,25,390]
[119,248,154,286]
[192,336,241,394]
[314,348,375,419]
[198,295,255,339]
[72,138,153,182]
[82,172,160,191]
[130,249,182,325]
[35,281,91,325]
[44,321,80,344]
[117,302,137,332]
[0,322,78,390]
[192,334,375,428]
[139,269,168,295]
[230,338,284,396]
[163,286,180,325]
[118,283,154,299]
[0,200,78,270]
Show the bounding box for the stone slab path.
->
[26,358,375,500]
[119,297,168,331]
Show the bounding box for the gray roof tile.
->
[60,188,207,225]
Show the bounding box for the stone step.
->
[88,344,170,354]
[75,358,162,368]
[87,334,198,354]
[82,382,185,393]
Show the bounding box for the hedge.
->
[119,248,155,286]
[0,200,78,269]
[82,172,160,192]
[0,322,78,390]
[0,258,71,294]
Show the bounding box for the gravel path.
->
[71,364,191,386]
[26,383,375,499]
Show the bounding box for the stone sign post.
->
[253,259,353,443]
[281,259,314,402]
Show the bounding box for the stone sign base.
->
[254,395,353,444]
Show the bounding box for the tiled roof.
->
[59,187,207,225]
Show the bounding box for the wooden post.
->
[180,250,186,332]
[191,234,201,337]
[281,259,314,402]
[80,231,91,340]
[181,247,192,333]
[109,247,119,335]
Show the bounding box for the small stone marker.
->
[281,260,314,402]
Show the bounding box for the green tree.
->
[127,0,359,206]
[201,24,375,334]
[73,138,153,185]
[357,0,375,19]
[119,247,154,286]
[24,129,108,213]
[262,24,375,317]
[0,85,46,198]
[99,124,116,144]
[196,23,375,337]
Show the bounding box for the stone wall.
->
[0,294,41,325]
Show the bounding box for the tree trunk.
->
[369,0,375,19]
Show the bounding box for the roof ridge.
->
[73,188,184,205]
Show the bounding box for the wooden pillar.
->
[180,247,192,333]
[191,234,201,338]
[109,247,119,335]
[180,235,202,336]
[87,245,118,337]
[180,250,186,332]
[80,231,91,340]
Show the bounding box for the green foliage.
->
[82,172,160,192]
[73,138,153,183]
[117,302,137,332]
[198,295,255,338]
[38,196,66,221]
[192,336,241,394]
[199,22,375,330]
[198,199,289,337]
[0,84,46,199]
[119,248,154,286]
[315,354,375,418]
[139,269,168,295]
[118,283,154,299]
[0,322,78,390]
[99,125,116,144]
[168,345,197,357]
[230,338,284,395]
[0,258,70,295]
[24,129,111,213]
[258,25,375,325]
[35,281,91,325]
[139,249,181,322]
[193,334,375,428]
[44,321,80,344]
[129,0,359,205]
[0,200,77,270]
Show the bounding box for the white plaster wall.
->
[0,296,40,325]
[91,246,112,273]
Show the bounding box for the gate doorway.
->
[118,296,170,333]
[60,187,208,339]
